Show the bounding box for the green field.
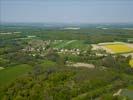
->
[0,61,57,87]
[40,60,57,67]
[51,40,89,50]
[0,64,32,86]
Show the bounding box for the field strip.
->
[98,42,125,46]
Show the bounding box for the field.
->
[51,40,89,50]
[129,59,133,68]
[0,64,32,86]
[103,43,133,54]
[0,60,57,87]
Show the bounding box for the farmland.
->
[0,24,133,100]
[103,43,133,54]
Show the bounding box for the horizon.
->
[0,0,133,23]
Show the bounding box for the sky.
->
[0,0,133,23]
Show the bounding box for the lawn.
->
[0,64,32,86]
[104,44,133,54]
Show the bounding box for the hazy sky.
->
[0,0,133,23]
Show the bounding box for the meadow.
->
[51,40,89,50]
[0,64,32,86]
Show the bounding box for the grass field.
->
[52,40,89,50]
[129,59,133,68]
[40,60,57,69]
[104,43,133,54]
[0,61,57,87]
[0,64,32,86]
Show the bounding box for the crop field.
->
[129,59,133,68]
[104,43,133,54]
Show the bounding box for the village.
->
[22,39,133,68]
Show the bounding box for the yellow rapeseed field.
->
[129,59,133,68]
[104,44,133,53]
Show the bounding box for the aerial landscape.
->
[0,0,133,100]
